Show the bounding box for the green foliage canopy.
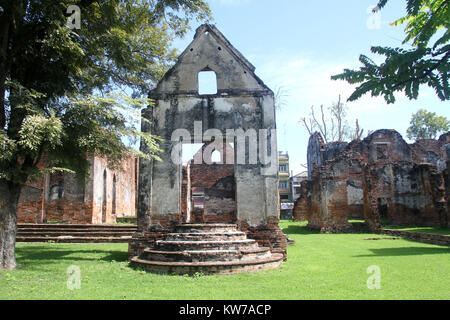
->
[406,108,449,139]
[0,0,211,184]
[331,0,449,104]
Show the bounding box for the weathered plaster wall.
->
[132,24,286,258]
[91,156,138,224]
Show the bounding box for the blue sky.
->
[173,0,450,174]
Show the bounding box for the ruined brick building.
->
[16,24,288,276]
[129,24,286,274]
[17,156,138,224]
[294,130,450,232]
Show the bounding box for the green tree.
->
[0,0,211,270]
[406,108,449,139]
[331,0,449,104]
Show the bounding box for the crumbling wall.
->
[293,180,311,221]
[356,129,412,163]
[204,175,236,222]
[186,161,236,224]
[307,132,348,179]
[346,159,364,219]
[438,133,450,171]
[180,165,190,223]
[307,157,354,233]
[91,156,138,224]
[445,160,450,227]
[16,178,45,223]
[45,172,90,224]
[362,162,447,227]
[16,159,48,223]
[410,139,441,166]
[132,24,286,258]
[295,129,449,232]
[17,155,138,224]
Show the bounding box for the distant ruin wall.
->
[295,130,449,232]
[16,156,138,224]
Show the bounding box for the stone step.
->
[18,228,136,233]
[130,254,284,275]
[17,231,135,237]
[155,239,258,251]
[131,223,284,275]
[165,231,247,241]
[174,224,238,233]
[16,236,132,243]
[17,228,137,232]
[18,224,137,230]
[142,247,271,263]
[17,224,137,243]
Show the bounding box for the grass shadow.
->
[355,246,450,257]
[101,251,129,262]
[15,245,129,269]
[382,226,450,236]
[282,224,319,236]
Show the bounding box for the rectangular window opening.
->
[198,71,217,95]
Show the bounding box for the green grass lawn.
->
[0,221,449,300]
[382,225,450,236]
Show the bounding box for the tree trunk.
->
[0,179,21,270]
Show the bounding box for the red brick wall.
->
[299,130,450,232]
[410,139,441,164]
[182,162,236,224]
[16,199,44,223]
[362,163,447,228]
[17,175,46,223]
[46,200,92,224]
[181,166,189,222]
[239,217,288,259]
[16,155,138,224]
[189,163,234,189]
[293,181,310,222]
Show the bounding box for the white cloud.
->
[250,51,449,175]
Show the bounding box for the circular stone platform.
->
[130,224,284,275]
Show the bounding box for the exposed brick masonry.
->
[16,156,138,224]
[294,130,449,232]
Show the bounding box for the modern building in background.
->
[278,151,294,219]
[291,171,308,202]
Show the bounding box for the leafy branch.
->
[332,0,450,104]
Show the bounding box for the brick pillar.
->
[362,165,382,232]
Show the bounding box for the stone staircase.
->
[130,224,284,275]
[17,224,137,243]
